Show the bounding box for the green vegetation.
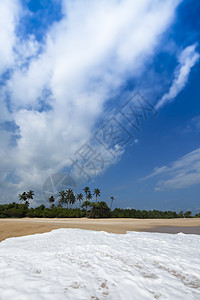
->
[111,208,195,219]
[0,187,199,219]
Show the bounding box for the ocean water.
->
[0,229,199,299]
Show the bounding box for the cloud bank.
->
[0,0,183,204]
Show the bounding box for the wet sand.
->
[0,218,200,242]
[144,226,200,235]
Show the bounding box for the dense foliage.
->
[0,202,198,219]
[111,208,195,219]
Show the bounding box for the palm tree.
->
[66,189,76,209]
[58,190,66,207]
[110,196,114,210]
[27,190,34,202]
[69,189,76,208]
[93,188,100,202]
[19,192,27,203]
[77,193,83,208]
[82,201,90,217]
[87,191,92,201]
[83,186,90,200]
[49,195,55,208]
[27,190,34,198]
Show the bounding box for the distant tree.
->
[83,186,90,195]
[83,186,90,201]
[98,201,111,218]
[63,189,75,209]
[89,201,111,218]
[27,190,34,200]
[49,196,55,208]
[26,190,34,205]
[93,188,100,202]
[184,211,192,218]
[19,192,30,207]
[89,202,98,218]
[37,204,45,210]
[178,211,184,218]
[19,192,27,203]
[110,196,114,210]
[58,190,66,207]
[87,191,92,202]
[77,193,83,208]
[82,200,90,217]
[69,189,76,208]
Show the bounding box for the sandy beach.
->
[0,217,200,242]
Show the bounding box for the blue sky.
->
[0,0,199,213]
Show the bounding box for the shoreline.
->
[0,217,200,242]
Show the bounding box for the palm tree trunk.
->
[110,200,113,210]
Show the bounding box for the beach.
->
[0,217,199,242]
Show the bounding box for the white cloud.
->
[154,187,162,191]
[142,147,200,190]
[189,115,200,131]
[0,0,183,204]
[183,115,200,134]
[156,44,200,110]
[0,0,21,75]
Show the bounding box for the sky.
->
[0,0,200,213]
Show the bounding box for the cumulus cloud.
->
[0,0,21,75]
[142,147,200,190]
[156,44,200,110]
[0,0,182,204]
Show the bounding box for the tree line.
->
[0,187,198,219]
[17,187,113,218]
